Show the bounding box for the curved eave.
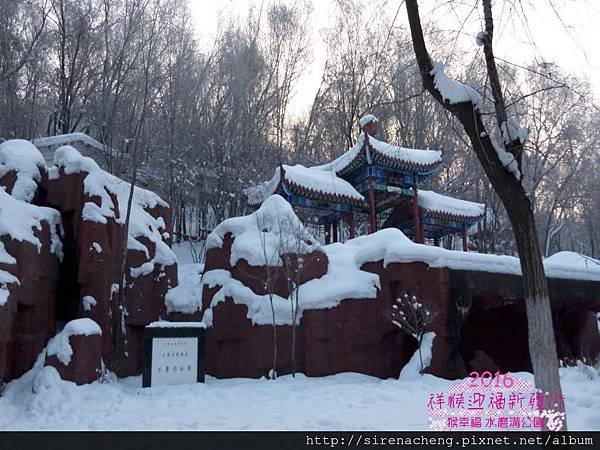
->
[421,208,485,224]
[336,151,368,178]
[285,179,366,207]
[370,146,442,175]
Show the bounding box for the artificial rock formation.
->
[0,140,177,385]
[195,196,600,380]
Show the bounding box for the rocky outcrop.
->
[1,140,177,385]
[44,318,103,385]
[197,198,600,380]
[0,191,62,385]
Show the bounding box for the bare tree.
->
[389,293,437,374]
[404,0,566,426]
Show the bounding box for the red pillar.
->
[412,184,423,243]
[332,221,338,243]
[368,176,377,233]
[348,213,355,239]
[462,229,469,252]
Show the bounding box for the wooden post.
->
[348,212,355,239]
[462,229,468,252]
[368,177,377,233]
[332,221,338,243]
[412,184,423,243]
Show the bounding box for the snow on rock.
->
[0,242,19,305]
[0,188,63,259]
[430,60,483,110]
[50,145,176,274]
[82,295,97,312]
[399,332,436,380]
[343,228,600,281]
[201,269,291,327]
[200,197,379,326]
[165,263,204,315]
[0,283,11,306]
[417,190,485,218]
[46,319,102,366]
[0,139,47,202]
[207,194,319,267]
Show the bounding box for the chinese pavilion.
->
[244,114,485,251]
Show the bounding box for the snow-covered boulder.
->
[43,146,177,377]
[0,186,62,385]
[0,139,47,203]
[45,318,103,385]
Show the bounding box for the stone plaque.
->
[142,323,204,387]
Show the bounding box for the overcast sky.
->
[188,0,600,116]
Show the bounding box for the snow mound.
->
[0,139,47,202]
[165,263,204,314]
[46,319,102,366]
[197,195,380,325]
[399,332,436,380]
[50,146,176,276]
[207,194,319,267]
[344,228,600,281]
[430,60,483,110]
[0,188,63,259]
[545,251,600,269]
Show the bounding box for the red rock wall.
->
[44,167,177,377]
[1,165,177,384]
[200,232,600,380]
[0,223,60,384]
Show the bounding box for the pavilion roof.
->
[244,164,365,206]
[418,190,485,221]
[316,133,443,177]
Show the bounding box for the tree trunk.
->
[404,0,565,428]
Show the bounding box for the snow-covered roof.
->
[244,164,365,206]
[316,133,442,177]
[367,135,442,172]
[33,132,105,151]
[418,190,485,220]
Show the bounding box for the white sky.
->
[188,0,600,115]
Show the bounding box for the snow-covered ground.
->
[0,354,598,430]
